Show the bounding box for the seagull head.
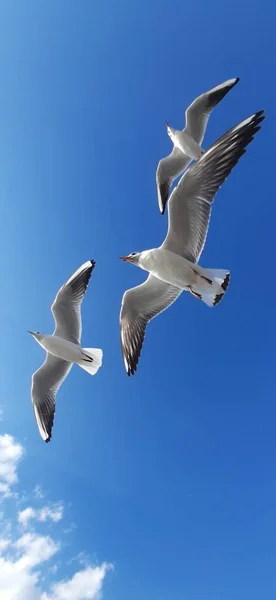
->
[28,331,42,341]
[119,252,141,265]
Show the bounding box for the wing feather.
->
[51,260,95,344]
[185,78,239,144]
[162,110,265,263]
[156,148,191,214]
[120,275,181,376]
[31,354,72,442]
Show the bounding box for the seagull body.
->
[120,110,265,375]
[156,77,240,214]
[29,260,103,443]
[129,248,226,297]
[166,128,203,161]
[30,334,93,364]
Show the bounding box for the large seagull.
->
[120,110,264,375]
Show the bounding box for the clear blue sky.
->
[1,1,276,598]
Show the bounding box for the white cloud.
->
[18,504,64,527]
[39,504,64,524]
[15,533,59,568]
[0,434,23,498]
[0,432,112,600]
[18,507,36,527]
[42,563,112,600]
[0,532,58,600]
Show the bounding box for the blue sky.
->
[1,0,276,598]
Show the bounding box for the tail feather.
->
[203,269,230,288]
[191,268,231,308]
[78,348,103,375]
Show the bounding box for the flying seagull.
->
[156,77,239,215]
[29,260,103,442]
[120,110,264,376]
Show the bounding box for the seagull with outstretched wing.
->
[156,77,240,214]
[29,260,103,442]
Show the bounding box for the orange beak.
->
[119,256,131,262]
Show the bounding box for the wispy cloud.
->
[34,485,44,500]
[0,434,112,599]
[0,433,24,498]
[18,503,64,527]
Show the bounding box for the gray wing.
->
[162,110,264,263]
[51,260,95,344]
[120,275,181,376]
[156,147,191,215]
[185,78,239,145]
[31,353,72,442]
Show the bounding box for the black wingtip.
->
[128,367,136,377]
[255,109,265,120]
[45,437,51,443]
[127,363,136,377]
[250,110,265,131]
[90,259,96,268]
[158,181,170,216]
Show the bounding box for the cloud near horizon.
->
[0,432,113,600]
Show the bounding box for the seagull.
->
[156,77,240,215]
[29,260,103,443]
[120,110,264,376]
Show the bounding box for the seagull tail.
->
[191,267,231,308]
[78,348,103,375]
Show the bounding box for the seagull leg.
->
[81,351,94,362]
[189,287,202,300]
[191,268,212,285]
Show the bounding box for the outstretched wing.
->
[156,147,191,214]
[51,260,95,344]
[120,275,181,376]
[185,77,239,144]
[31,353,72,442]
[162,110,265,263]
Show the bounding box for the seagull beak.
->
[119,256,131,262]
[28,331,34,335]
[165,121,169,128]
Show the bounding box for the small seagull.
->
[120,110,264,376]
[156,77,240,214]
[29,260,103,443]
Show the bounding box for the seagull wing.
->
[185,78,239,145]
[51,260,95,344]
[120,275,181,376]
[162,111,265,263]
[31,353,72,442]
[156,147,191,214]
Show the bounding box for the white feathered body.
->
[33,333,103,375]
[138,248,229,305]
[173,130,202,159]
[35,335,83,362]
